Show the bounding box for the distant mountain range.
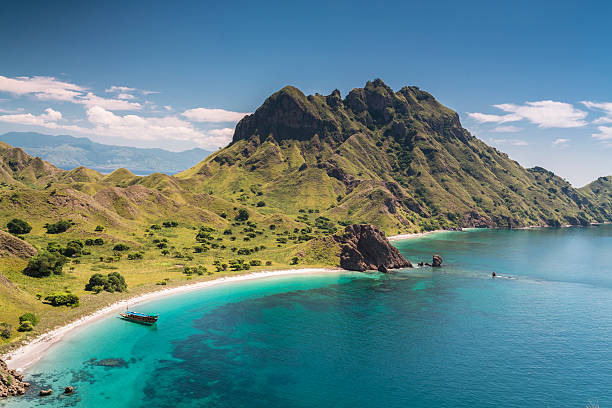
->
[0,132,212,175]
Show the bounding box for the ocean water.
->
[3,225,612,407]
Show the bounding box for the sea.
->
[3,225,612,407]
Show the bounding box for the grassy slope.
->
[1,80,612,350]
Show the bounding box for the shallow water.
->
[3,226,612,407]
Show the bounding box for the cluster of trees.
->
[44,292,80,307]
[112,243,130,251]
[183,265,209,276]
[85,238,105,246]
[0,322,11,339]
[85,272,127,293]
[44,220,74,234]
[7,218,31,235]
[17,313,38,332]
[23,250,67,277]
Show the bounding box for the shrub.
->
[19,312,39,326]
[235,209,249,221]
[85,238,94,246]
[94,238,105,245]
[7,218,31,235]
[44,220,73,234]
[220,212,227,219]
[17,321,34,332]
[113,243,130,251]
[256,201,265,207]
[94,225,105,232]
[249,260,262,266]
[44,293,80,307]
[85,272,127,293]
[290,257,299,265]
[62,240,84,257]
[163,221,178,228]
[150,224,162,230]
[265,261,272,266]
[127,252,143,260]
[0,323,12,339]
[23,251,67,277]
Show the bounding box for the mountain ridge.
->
[179,79,612,233]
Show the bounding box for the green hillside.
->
[1,79,611,350]
[178,79,612,233]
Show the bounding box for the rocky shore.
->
[0,359,29,397]
[337,224,412,272]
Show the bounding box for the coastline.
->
[387,229,449,242]
[2,267,342,372]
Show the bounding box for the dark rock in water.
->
[39,389,52,396]
[88,358,129,368]
[0,359,29,398]
[417,262,424,267]
[336,224,412,272]
[64,386,74,394]
[432,254,443,267]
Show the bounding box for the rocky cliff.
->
[0,359,29,398]
[336,224,412,272]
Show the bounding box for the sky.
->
[1,0,612,186]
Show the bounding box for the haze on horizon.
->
[1,0,611,187]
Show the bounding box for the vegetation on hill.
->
[0,79,611,349]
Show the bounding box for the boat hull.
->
[119,312,158,325]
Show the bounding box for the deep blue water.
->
[3,225,612,407]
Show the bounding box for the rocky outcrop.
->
[336,224,411,272]
[0,230,37,258]
[0,359,29,398]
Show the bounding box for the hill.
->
[0,132,213,175]
[178,79,612,233]
[1,79,611,350]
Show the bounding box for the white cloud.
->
[491,125,521,133]
[0,108,63,127]
[493,101,587,128]
[582,101,612,124]
[182,107,249,123]
[106,85,157,96]
[467,112,521,124]
[0,75,86,102]
[552,138,570,145]
[592,126,612,141]
[117,93,135,100]
[85,106,232,149]
[0,75,142,111]
[79,92,142,110]
[470,100,588,128]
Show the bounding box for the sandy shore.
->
[387,229,448,241]
[3,267,341,372]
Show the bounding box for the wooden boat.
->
[119,310,159,325]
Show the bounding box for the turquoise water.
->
[3,226,612,407]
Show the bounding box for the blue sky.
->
[1,0,611,186]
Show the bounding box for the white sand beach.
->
[3,268,342,372]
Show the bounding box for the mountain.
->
[0,132,213,175]
[178,79,612,233]
[1,80,612,346]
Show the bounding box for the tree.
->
[19,312,39,326]
[44,220,73,234]
[0,322,12,339]
[17,321,34,332]
[62,240,84,257]
[44,293,79,307]
[23,251,67,277]
[85,272,127,293]
[235,209,249,221]
[112,243,130,251]
[7,218,31,235]
[94,225,105,232]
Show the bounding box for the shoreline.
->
[2,267,342,372]
[387,229,449,242]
